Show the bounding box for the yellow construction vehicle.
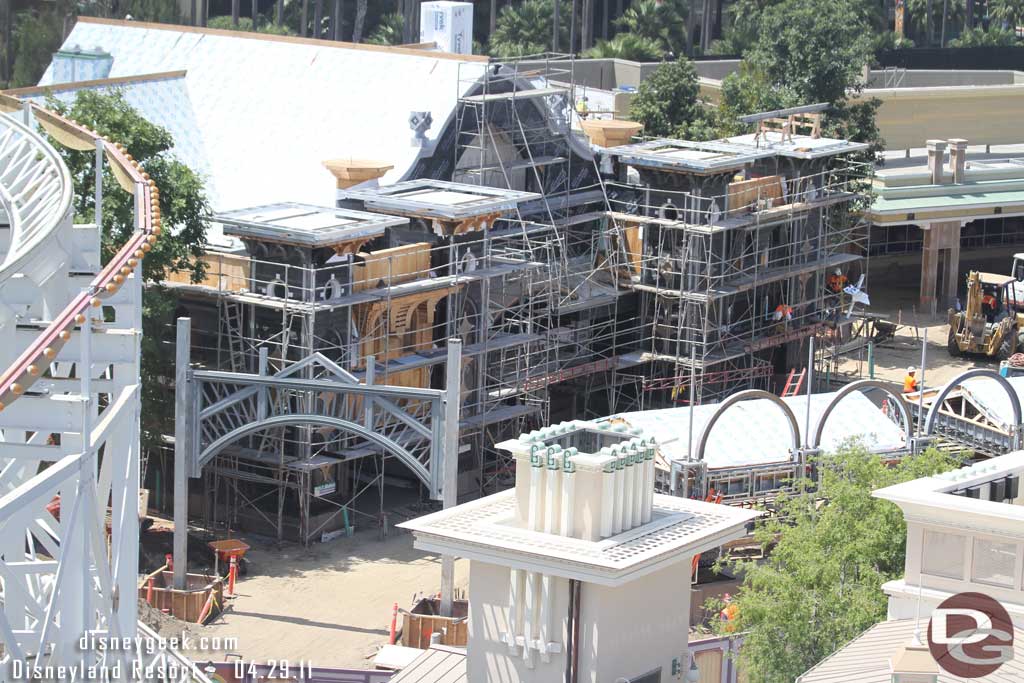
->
[948,271,1024,359]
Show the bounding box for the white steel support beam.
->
[440,338,462,617]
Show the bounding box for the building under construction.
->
[162,59,870,543]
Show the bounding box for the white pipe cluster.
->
[598,437,656,537]
[504,424,657,668]
[506,443,577,668]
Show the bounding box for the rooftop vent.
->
[51,45,113,84]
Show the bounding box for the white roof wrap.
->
[608,391,906,469]
[39,20,485,240]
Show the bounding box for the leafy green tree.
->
[950,25,1019,46]
[613,0,688,55]
[871,30,917,52]
[628,56,706,138]
[711,444,963,683]
[711,0,884,154]
[207,15,296,35]
[46,90,210,452]
[991,0,1024,28]
[10,9,62,87]
[710,0,783,55]
[489,0,568,57]
[367,12,405,45]
[744,0,872,105]
[585,33,664,61]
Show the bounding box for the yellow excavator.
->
[948,271,1024,359]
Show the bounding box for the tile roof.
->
[389,646,467,683]
[797,619,1024,683]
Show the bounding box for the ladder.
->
[780,368,806,397]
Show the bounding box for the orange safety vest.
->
[775,304,793,319]
[903,375,918,393]
[983,294,997,308]
[827,274,847,292]
[720,603,739,633]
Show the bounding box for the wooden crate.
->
[138,570,224,624]
[401,597,469,649]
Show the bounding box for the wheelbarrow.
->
[207,539,250,577]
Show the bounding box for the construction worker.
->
[903,366,918,394]
[827,268,847,294]
[773,303,793,333]
[982,290,999,322]
[575,96,590,120]
[719,593,739,633]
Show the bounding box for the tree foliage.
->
[207,15,296,36]
[949,26,1019,47]
[585,33,664,61]
[713,0,884,155]
[905,0,965,44]
[489,0,567,57]
[613,0,688,56]
[10,9,63,87]
[744,0,872,105]
[367,12,405,45]
[46,90,210,451]
[627,57,704,138]
[712,444,964,683]
[710,0,783,55]
[991,0,1024,28]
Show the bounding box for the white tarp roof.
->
[38,18,486,244]
[955,375,1024,430]
[606,391,906,470]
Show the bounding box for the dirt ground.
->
[833,249,1010,388]
[190,528,469,669]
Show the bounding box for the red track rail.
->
[0,103,161,411]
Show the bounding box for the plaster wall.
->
[467,559,692,683]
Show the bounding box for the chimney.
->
[889,634,939,683]
[926,140,947,185]
[948,138,968,184]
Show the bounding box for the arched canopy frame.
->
[811,379,914,450]
[695,389,801,463]
[924,368,1023,441]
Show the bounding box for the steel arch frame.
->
[924,368,1023,442]
[200,413,434,488]
[812,379,914,450]
[695,389,801,463]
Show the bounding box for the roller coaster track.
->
[0,95,211,681]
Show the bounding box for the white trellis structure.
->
[0,97,209,680]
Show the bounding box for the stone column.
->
[919,220,964,315]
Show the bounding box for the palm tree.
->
[585,32,664,60]
[367,12,404,45]
[991,0,1024,29]
[489,0,569,57]
[906,0,964,44]
[615,0,688,54]
[352,0,367,42]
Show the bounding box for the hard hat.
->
[834,268,841,276]
[907,366,916,374]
